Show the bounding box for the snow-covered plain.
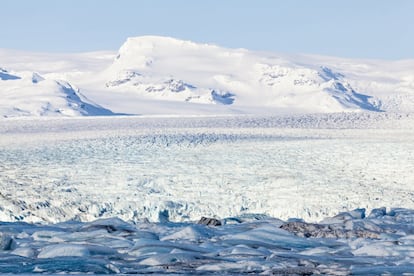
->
[1,114,414,274]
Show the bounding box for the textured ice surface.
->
[1,114,414,274]
[0,209,413,274]
[1,113,413,224]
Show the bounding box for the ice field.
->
[1,113,414,274]
[1,113,414,224]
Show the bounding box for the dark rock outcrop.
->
[197,217,222,226]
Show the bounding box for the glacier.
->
[0,114,414,274]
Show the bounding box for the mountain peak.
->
[122,35,217,48]
[117,36,218,59]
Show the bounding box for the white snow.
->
[0,68,115,117]
[1,35,414,117]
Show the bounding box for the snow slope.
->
[0,68,115,117]
[1,36,414,116]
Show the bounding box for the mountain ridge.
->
[1,36,413,117]
[0,68,115,118]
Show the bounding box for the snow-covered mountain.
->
[0,68,114,117]
[102,36,381,112]
[1,36,414,117]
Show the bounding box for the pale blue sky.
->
[1,0,413,59]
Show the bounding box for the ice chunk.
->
[11,247,36,258]
[0,232,16,250]
[161,225,212,242]
[38,244,90,258]
[138,252,205,266]
[80,217,136,233]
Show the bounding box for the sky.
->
[1,0,413,59]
